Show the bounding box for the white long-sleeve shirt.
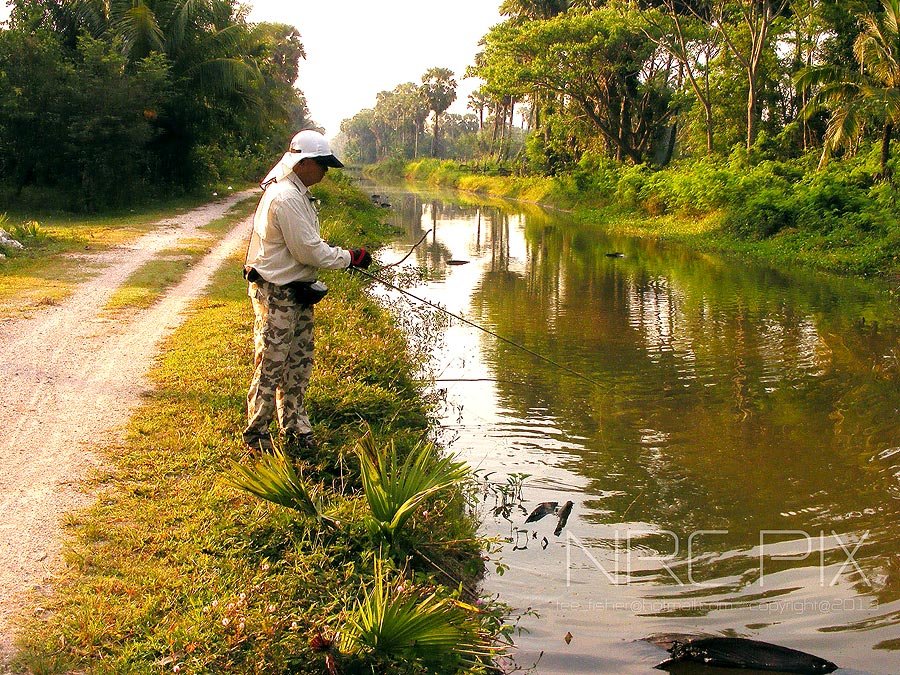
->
[246,173,351,285]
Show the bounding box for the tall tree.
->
[467,89,489,131]
[473,7,670,164]
[702,0,790,148]
[641,1,721,154]
[420,67,457,158]
[2,0,312,205]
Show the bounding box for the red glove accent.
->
[348,247,372,269]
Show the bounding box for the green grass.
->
[103,256,198,311]
[202,196,257,235]
[570,206,900,278]
[13,176,499,674]
[0,193,246,319]
[103,199,257,312]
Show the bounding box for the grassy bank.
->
[14,175,502,674]
[0,189,253,319]
[371,151,900,279]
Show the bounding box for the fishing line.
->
[353,267,606,389]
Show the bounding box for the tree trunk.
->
[662,121,677,166]
[578,98,642,164]
[431,113,440,158]
[747,76,757,149]
[506,98,516,160]
[616,96,627,162]
[490,105,501,157]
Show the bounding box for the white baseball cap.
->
[288,130,344,168]
[261,129,344,186]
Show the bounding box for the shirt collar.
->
[285,172,310,195]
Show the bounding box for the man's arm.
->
[275,195,351,270]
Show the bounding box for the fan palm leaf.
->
[227,449,336,527]
[340,558,496,665]
[356,430,469,542]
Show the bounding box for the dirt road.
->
[0,193,254,663]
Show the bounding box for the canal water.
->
[366,181,900,675]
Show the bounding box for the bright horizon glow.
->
[0,1,503,140]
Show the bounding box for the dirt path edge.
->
[0,193,255,664]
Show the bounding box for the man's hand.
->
[348,247,372,269]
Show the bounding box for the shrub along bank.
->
[372,146,900,279]
[15,174,504,674]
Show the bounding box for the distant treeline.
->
[0,0,313,210]
[340,0,899,181]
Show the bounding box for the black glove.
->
[348,247,372,269]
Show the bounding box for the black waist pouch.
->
[288,280,329,306]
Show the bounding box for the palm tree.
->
[65,0,261,101]
[355,430,469,547]
[227,449,338,527]
[799,0,900,176]
[421,67,457,158]
[467,89,489,131]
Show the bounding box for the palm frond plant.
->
[797,0,900,176]
[113,0,166,59]
[227,449,337,528]
[355,428,470,545]
[339,557,499,668]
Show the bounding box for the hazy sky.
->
[0,1,503,138]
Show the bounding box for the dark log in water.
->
[656,637,838,673]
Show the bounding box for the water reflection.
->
[368,182,900,674]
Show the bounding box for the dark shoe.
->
[284,431,317,458]
[244,434,275,454]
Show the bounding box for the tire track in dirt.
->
[0,192,255,663]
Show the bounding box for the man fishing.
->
[242,129,372,455]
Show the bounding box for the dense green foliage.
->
[338,66,485,164]
[0,0,312,210]
[388,144,899,276]
[466,0,895,171]
[358,1,899,277]
[346,0,899,176]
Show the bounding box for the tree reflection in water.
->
[372,183,900,673]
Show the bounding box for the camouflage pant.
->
[243,281,314,447]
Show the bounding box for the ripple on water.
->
[369,181,900,675]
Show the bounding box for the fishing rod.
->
[379,229,432,269]
[353,266,605,389]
